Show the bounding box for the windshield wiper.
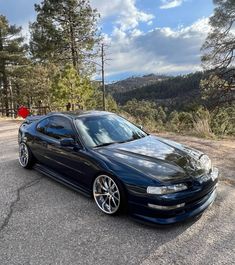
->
[95,139,134,147]
[96,140,131,148]
[118,135,146,144]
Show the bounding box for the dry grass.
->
[192,118,215,139]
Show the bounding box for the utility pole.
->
[101,43,106,111]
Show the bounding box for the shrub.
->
[192,118,214,138]
[210,106,235,136]
[178,112,194,131]
[121,99,166,132]
[119,99,234,137]
[166,111,180,132]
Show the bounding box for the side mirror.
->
[60,138,76,147]
[137,124,143,130]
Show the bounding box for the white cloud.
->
[104,18,210,77]
[131,28,143,37]
[112,27,128,43]
[90,0,154,30]
[90,0,121,18]
[160,0,184,9]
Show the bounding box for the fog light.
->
[148,203,185,210]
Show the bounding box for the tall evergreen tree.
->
[12,63,57,109]
[202,0,235,71]
[30,0,100,73]
[201,0,235,105]
[0,15,27,116]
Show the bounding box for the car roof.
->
[47,110,113,119]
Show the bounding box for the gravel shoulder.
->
[0,120,234,265]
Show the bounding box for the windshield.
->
[75,114,147,148]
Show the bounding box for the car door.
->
[43,116,95,190]
[30,117,50,165]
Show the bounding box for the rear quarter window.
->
[36,118,49,134]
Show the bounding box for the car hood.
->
[96,135,205,182]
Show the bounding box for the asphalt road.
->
[0,120,234,265]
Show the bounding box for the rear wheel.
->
[93,175,125,215]
[18,142,34,169]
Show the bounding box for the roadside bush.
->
[190,106,214,138]
[121,99,166,132]
[120,99,234,138]
[166,111,180,132]
[166,111,193,132]
[178,112,194,131]
[210,106,235,136]
[192,118,214,138]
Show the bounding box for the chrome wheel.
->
[93,175,121,214]
[19,143,29,167]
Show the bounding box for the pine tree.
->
[30,0,100,73]
[12,63,57,109]
[201,0,235,105]
[51,64,94,109]
[202,0,235,71]
[0,15,27,116]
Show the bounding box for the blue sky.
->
[0,0,214,82]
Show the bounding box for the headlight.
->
[147,183,187,195]
[200,155,212,173]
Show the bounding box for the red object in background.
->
[17,106,30,119]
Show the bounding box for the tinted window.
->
[36,118,49,134]
[46,117,75,140]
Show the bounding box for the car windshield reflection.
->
[75,114,147,148]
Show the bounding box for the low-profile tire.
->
[93,174,127,215]
[18,142,34,169]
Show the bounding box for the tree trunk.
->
[2,71,9,116]
[0,29,9,116]
[68,12,77,70]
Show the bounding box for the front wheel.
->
[93,175,125,215]
[18,142,34,169]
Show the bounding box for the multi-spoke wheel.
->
[18,142,34,169]
[93,175,123,215]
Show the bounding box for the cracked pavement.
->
[0,119,234,265]
[0,178,42,234]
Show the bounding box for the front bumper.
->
[128,169,218,225]
[130,188,217,225]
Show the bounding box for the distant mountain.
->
[106,74,169,94]
[107,72,205,111]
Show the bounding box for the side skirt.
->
[33,163,92,198]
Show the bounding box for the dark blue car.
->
[18,111,218,225]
